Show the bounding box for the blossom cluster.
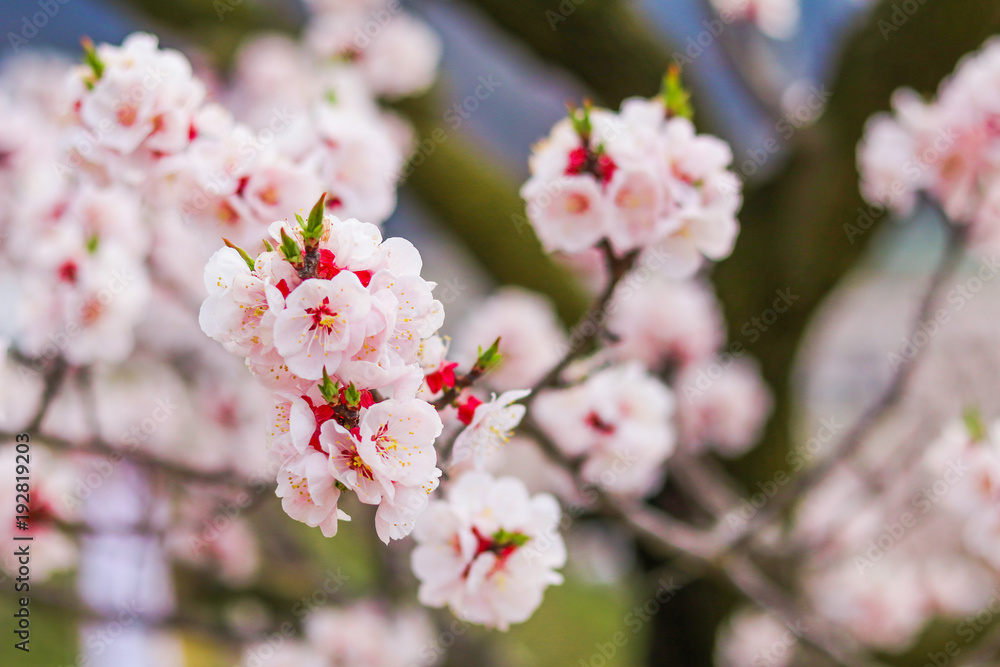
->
[198,195,571,628]
[0,11,442,602]
[439,86,772,505]
[520,77,742,278]
[201,197,446,542]
[411,472,566,630]
[727,413,1000,657]
[858,38,1000,252]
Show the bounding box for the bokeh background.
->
[2,0,1000,665]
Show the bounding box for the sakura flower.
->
[199,247,281,363]
[451,389,531,470]
[521,94,742,271]
[357,398,443,488]
[273,438,350,538]
[321,398,444,543]
[411,472,566,630]
[273,275,372,381]
[675,358,772,457]
[70,32,205,161]
[533,362,676,496]
[607,274,724,369]
[857,39,1000,251]
[305,9,441,99]
[714,607,797,667]
[807,559,929,651]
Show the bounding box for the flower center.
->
[585,411,616,435]
[565,145,617,187]
[306,296,340,332]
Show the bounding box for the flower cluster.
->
[520,76,742,277]
[201,196,446,542]
[858,38,1000,251]
[775,414,1000,654]
[534,363,677,496]
[411,472,566,630]
[302,0,441,99]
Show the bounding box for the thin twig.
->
[0,429,263,489]
[716,216,967,553]
[523,240,639,411]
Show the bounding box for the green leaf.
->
[85,233,99,254]
[262,238,274,252]
[964,405,987,442]
[493,528,530,547]
[474,337,503,373]
[660,64,693,121]
[81,37,104,80]
[279,228,303,265]
[222,238,256,270]
[319,369,339,405]
[302,192,327,243]
[568,100,593,143]
[343,382,361,408]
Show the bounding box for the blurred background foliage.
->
[2,0,1000,665]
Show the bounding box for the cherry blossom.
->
[411,471,566,630]
[451,389,531,470]
[858,38,1000,252]
[533,363,676,496]
[521,92,742,275]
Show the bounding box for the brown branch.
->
[431,368,485,411]
[717,213,967,553]
[0,429,264,489]
[523,240,639,411]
